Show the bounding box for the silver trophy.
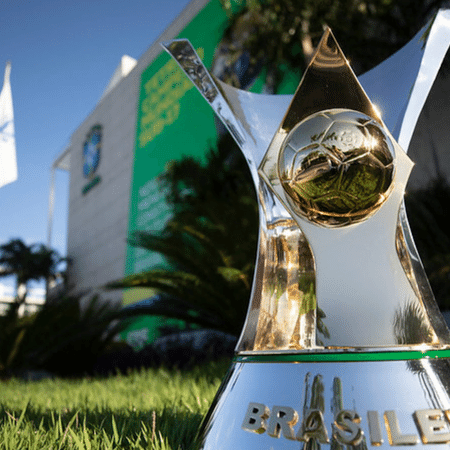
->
[164,10,450,450]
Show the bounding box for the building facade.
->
[52,0,231,308]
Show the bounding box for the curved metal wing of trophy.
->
[162,38,310,350]
[163,11,450,350]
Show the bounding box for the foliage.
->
[108,134,258,337]
[405,178,450,309]
[218,0,444,90]
[0,361,229,449]
[0,293,127,377]
[0,238,67,315]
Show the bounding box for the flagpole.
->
[47,167,56,247]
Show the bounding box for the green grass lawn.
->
[0,360,230,450]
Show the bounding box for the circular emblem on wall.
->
[83,125,102,179]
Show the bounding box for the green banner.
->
[122,1,234,347]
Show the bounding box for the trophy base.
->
[197,351,450,449]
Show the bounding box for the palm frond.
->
[108,135,258,337]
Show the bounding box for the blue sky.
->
[0,0,191,287]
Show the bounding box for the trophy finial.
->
[280,27,380,132]
[258,29,401,228]
[259,27,401,228]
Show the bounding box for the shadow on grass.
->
[0,404,205,449]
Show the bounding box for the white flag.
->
[0,61,17,188]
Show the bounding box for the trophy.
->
[163,10,450,450]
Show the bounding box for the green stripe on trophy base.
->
[235,348,450,363]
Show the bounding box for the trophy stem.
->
[237,180,320,351]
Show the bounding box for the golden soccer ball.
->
[278,109,395,227]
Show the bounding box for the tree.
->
[108,134,258,336]
[0,238,66,316]
[216,0,444,90]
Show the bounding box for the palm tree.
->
[0,238,66,317]
[107,134,259,336]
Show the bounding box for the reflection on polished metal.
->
[277,108,395,227]
[164,10,450,450]
[202,358,450,449]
